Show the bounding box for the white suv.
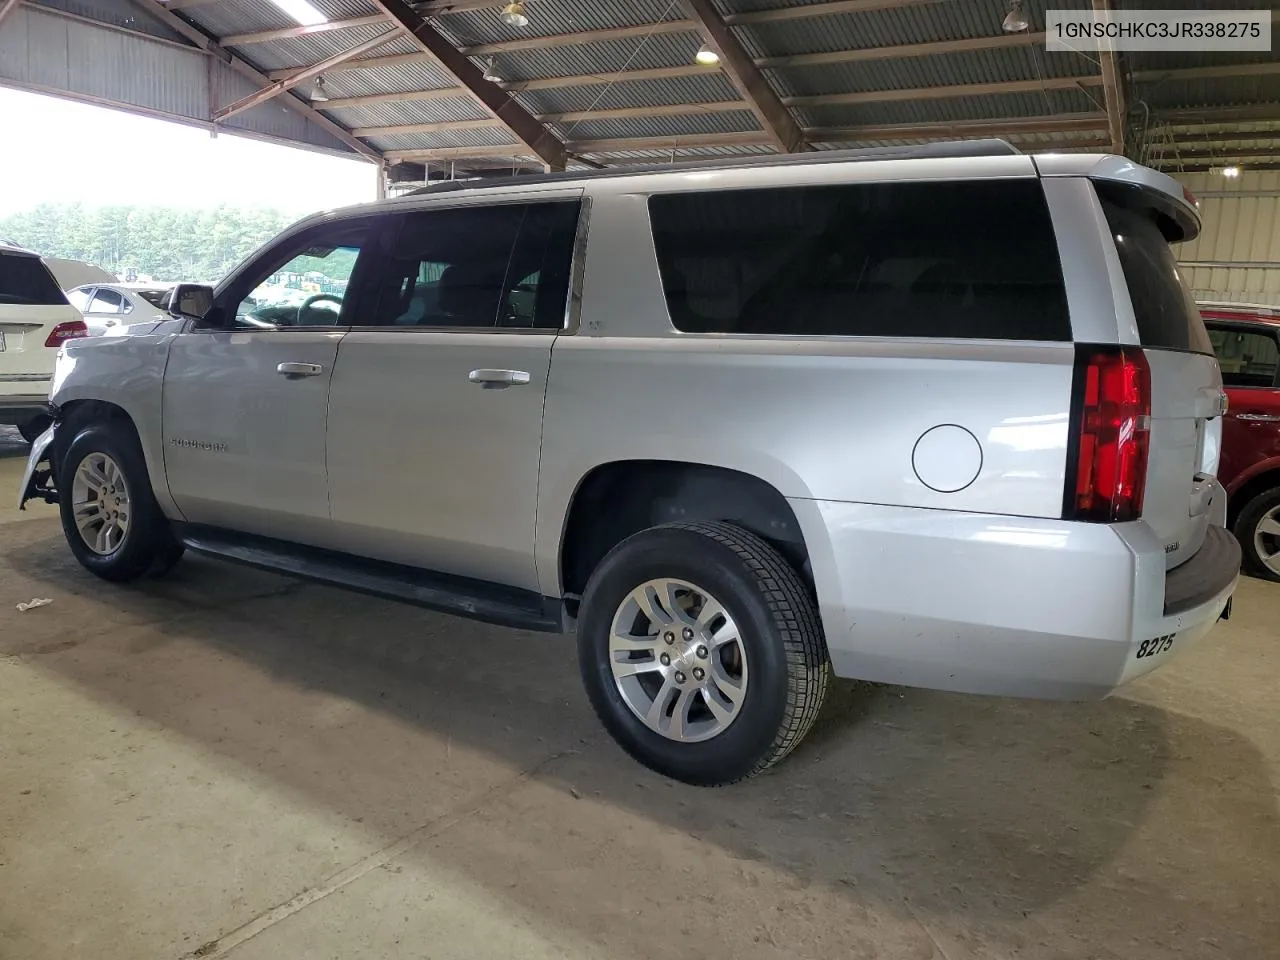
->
[19,142,1240,784]
[0,243,88,441]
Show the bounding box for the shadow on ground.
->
[4,518,1278,958]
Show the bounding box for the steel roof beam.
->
[678,0,803,152]
[227,0,950,47]
[381,113,1112,162]
[223,15,388,47]
[367,0,567,170]
[1091,0,1126,154]
[783,74,1105,107]
[128,0,381,161]
[358,104,1109,140]
[266,29,1044,88]
[214,30,398,122]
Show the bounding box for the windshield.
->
[0,252,68,306]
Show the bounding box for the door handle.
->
[468,368,531,388]
[276,362,324,379]
[1235,413,1280,422]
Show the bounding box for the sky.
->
[0,86,378,217]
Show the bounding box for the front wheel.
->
[58,420,184,582]
[578,521,829,786]
[1235,487,1280,582]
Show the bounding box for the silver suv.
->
[19,141,1240,785]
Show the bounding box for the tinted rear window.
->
[648,180,1070,340]
[0,253,68,307]
[1097,193,1212,355]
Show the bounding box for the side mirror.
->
[168,283,216,322]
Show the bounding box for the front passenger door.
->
[162,217,377,546]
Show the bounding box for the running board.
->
[176,525,566,633]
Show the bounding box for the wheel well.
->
[52,400,138,474]
[559,461,810,605]
[1228,469,1280,527]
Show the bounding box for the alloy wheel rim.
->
[71,452,131,556]
[608,578,748,743]
[1254,505,1280,576]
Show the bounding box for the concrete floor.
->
[1,426,1277,960]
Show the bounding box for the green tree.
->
[0,202,306,282]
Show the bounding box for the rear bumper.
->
[0,394,52,425]
[793,498,1238,700]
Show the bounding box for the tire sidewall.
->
[578,527,791,784]
[58,422,160,581]
[1236,487,1280,582]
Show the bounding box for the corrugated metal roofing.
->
[15,0,1278,170]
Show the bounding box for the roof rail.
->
[406,138,1022,197]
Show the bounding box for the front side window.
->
[1208,327,1280,388]
[367,201,579,330]
[231,221,368,329]
[648,180,1070,340]
[89,288,127,315]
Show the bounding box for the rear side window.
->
[0,253,68,306]
[1207,326,1280,388]
[647,180,1070,340]
[1097,193,1213,355]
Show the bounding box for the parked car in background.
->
[0,242,87,441]
[19,144,1240,784]
[1200,302,1280,581]
[66,282,172,336]
[41,256,115,292]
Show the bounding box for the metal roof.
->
[10,0,1279,176]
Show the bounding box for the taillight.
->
[45,320,88,347]
[1067,346,1151,523]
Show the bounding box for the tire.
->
[18,416,49,445]
[58,420,184,582]
[1234,486,1280,583]
[578,520,829,786]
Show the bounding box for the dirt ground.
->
[1,428,1277,960]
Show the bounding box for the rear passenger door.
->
[326,194,582,592]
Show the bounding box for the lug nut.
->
[682,627,694,640]
[674,671,687,684]
[696,645,708,658]
[693,667,705,681]
[660,653,671,665]
[664,632,675,644]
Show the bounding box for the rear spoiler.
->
[1033,154,1201,244]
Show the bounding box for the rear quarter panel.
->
[49,330,179,517]
[535,174,1076,597]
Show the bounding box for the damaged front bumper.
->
[17,423,59,510]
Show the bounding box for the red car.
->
[1201,302,1280,581]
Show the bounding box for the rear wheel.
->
[578,521,829,786]
[1235,487,1280,582]
[58,421,184,582]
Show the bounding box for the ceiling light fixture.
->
[1002,0,1030,33]
[499,2,529,28]
[310,76,329,102]
[266,0,328,27]
[482,57,503,83]
[695,43,721,65]
[1221,165,1241,178]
